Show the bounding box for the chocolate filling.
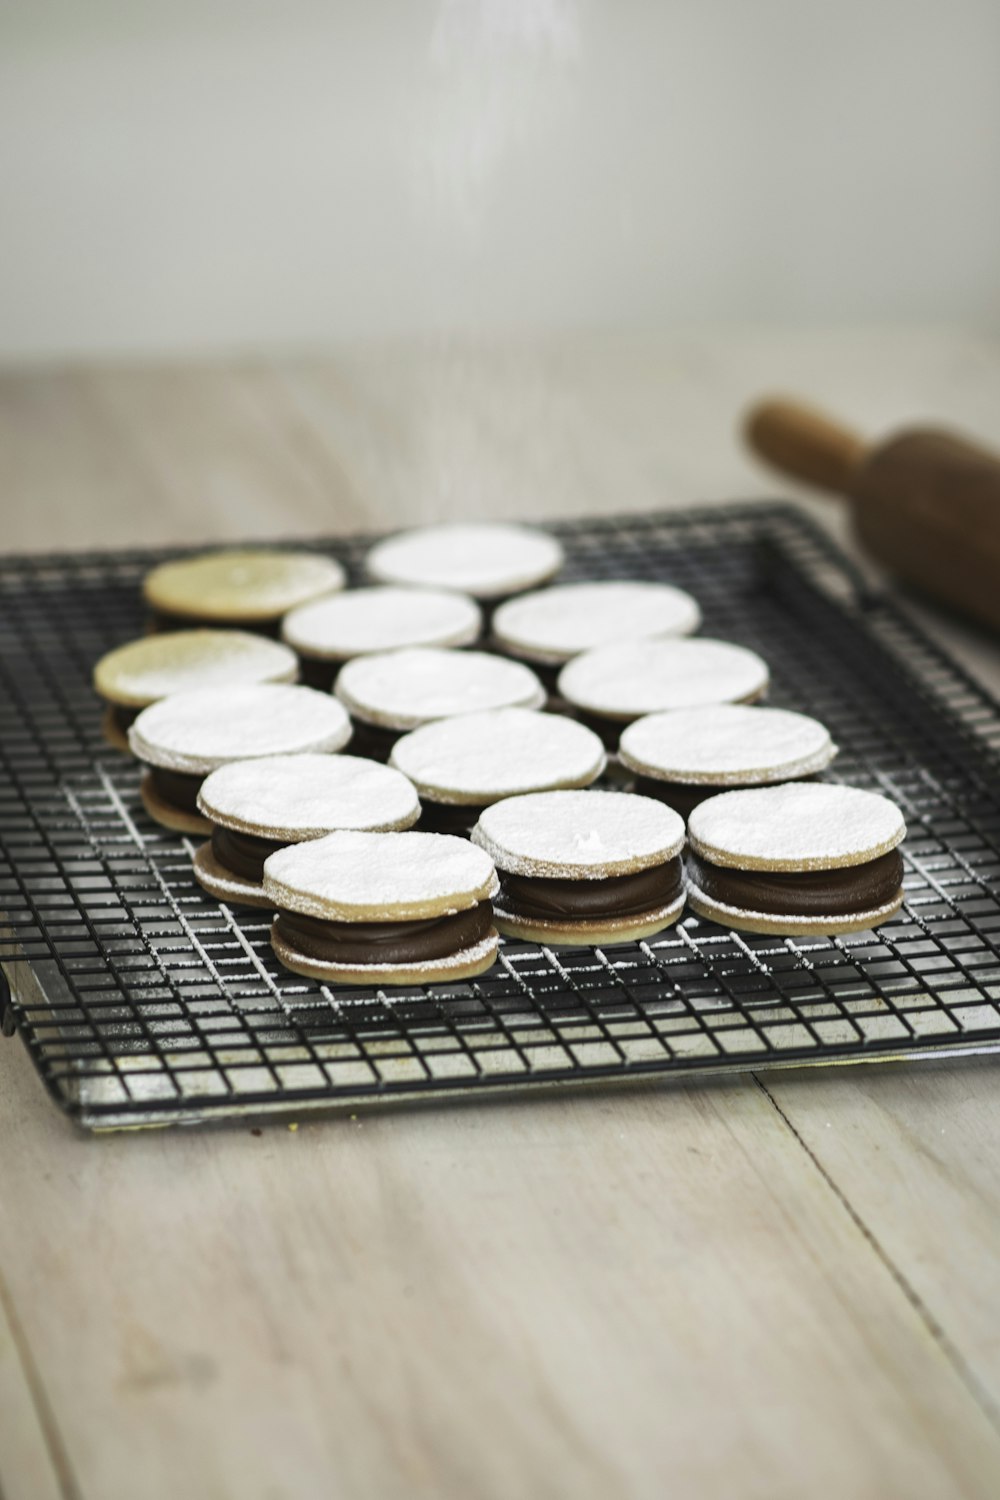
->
[297,655,339,692]
[149,765,206,813]
[687,849,904,918]
[149,609,282,638]
[418,801,487,837]
[633,773,819,820]
[274,901,494,965]
[109,703,141,734]
[211,825,284,882]
[499,858,683,923]
[346,719,402,763]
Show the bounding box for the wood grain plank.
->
[0,1264,70,1500]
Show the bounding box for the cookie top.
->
[493,581,701,665]
[687,782,906,872]
[197,753,419,840]
[282,585,481,661]
[558,638,769,722]
[389,708,606,805]
[472,790,685,879]
[263,830,499,922]
[143,549,345,623]
[93,629,298,709]
[129,684,352,773]
[335,648,545,730]
[366,523,564,600]
[619,704,836,785]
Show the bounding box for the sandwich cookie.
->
[282,585,482,690]
[557,638,769,745]
[619,704,837,818]
[471,790,685,946]
[193,754,420,907]
[93,629,298,750]
[266,831,500,985]
[366,523,563,603]
[129,684,352,835]
[390,708,607,836]
[143,549,345,634]
[334,647,546,760]
[686,782,906,936]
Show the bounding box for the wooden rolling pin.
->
[745,398,1000,632]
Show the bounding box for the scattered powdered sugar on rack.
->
[197,753,420,839]
[128,684,352,773]
[282,586,482,660]
[688,782,906,871]
[557,638,769,721]
[389,708,606,803]
[619,704,836,784]
[366,523,564,598]
[493,580,701,664]
[472,789,685,878]
[335,648,545,729]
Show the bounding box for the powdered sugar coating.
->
[129,684,352,773]
[688,782,906,872]
[263,830,499,921]
[686,878,904,935]
[558,638,769,722]
[197,753,419,839]
[366,524,563,599]
[619,704,836,785]
[493,581,701,665]
[144,550,345,622]
[282,586,482,661]
[94,629,298,708]
[472,790,684,878]
[389,708,606,805]
[335,648,545,730]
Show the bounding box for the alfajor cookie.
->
[94,629,298,750]
[129,684,352,835]
[471,790,685,946]
[282,585,482,690]
[557,638,769,745]
[686,782,906,936]
[193,753,420,907]
[265,830,500,985]
[143,549,345,633]
[366,523,563,601]
[334,647,546,760]
[492,580,701,672]
[619,704,837,818]
[390,708,606,835]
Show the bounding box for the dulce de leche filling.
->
[687,849,904,918]
[149,765,205,813]
[212,826,284,882]
[274,902,494,966]
[497,858,683,923]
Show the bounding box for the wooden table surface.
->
[2,330,1000,1500]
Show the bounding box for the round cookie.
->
[389,708,606,834]
[265,830,500,985]
[619,704,837,818]
[193,753,421,907]
[686,782,906,936]
[366,523,563,601]
[557,638,769,743]
[94,629,299,750]
[143,549,345,631]
[493,580,701,667]
[334,647,546,760]
[471,790,685,946]
[282,586,482,690]
[129,684,352,835]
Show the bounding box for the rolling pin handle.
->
[744,398,870,496]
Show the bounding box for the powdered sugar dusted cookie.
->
[471,789,685,945]
[619,704,836,817]
[335,647,545,760]
[193,754,420,907]
[686,782,906,935]
[390,708,606,834]
[265,830,500,984]
[366,523,563,600]
[493,580,701,666]
[558,639,769,740]
[129,684,352,835]
[144,549,345,629]
[282,586,482,690]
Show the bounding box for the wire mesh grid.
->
[2,504,999,1130]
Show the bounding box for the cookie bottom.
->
[270,924,500,986]
[493,892,685,947]
[140,771,212,836]
[192,841,273,909]
[686,880,904,936]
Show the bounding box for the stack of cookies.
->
[92,521,907,986]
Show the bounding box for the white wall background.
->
[2,0,1000,360]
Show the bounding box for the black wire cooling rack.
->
[2,505,1000,1131]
